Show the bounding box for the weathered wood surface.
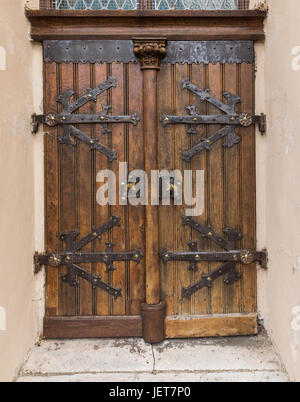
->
[158,62,257,322]
[44,49,257,338]
[26,10,266,41]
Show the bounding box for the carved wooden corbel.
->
[133,39,167,70]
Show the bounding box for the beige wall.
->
[0,0,44,382]
[254,0,300,382]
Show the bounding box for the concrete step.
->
[17,334,289,382]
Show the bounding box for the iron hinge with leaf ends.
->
[34,216,143,299]
[31,77,140,162]
[159,216,267,299]
[161,79,266,161]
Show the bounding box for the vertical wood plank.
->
[142,68,161,306]
[207,64,224,315]
[158,63,176,316]
[94,63,110,316]
[111,62,126,316]
[59,62,76,317]
[45,62,59,317]
[174,64,191,316]
[128,63,145,315]
[240,62,256,314]
[224,63,242,314]
[190,64,209,316]
[77,63,93,316]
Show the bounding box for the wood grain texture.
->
[77,63,93,316]
[94,63,110,317]
[158,63,176,316]
[26,11,266,42]
[166,313,258,338]
[44,61,145,326]
[59,62,77,316]
[208,63,224,315]
[158,61,257,331]
[240,62,256,314]
[44,316,142,338]
[223,63,241,314]
[44,45,257,338]
[128,63,145,314]
[111,63,127,316]
[174,64,192,316]
[190,63,209,316]
[44,62,59,317]
[143,68,160,305]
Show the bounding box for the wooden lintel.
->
[25,10,266,42]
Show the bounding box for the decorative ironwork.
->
[159,216,267,299]
[44,40,139,64]
[32,77,140,162]
[34,216,143,299]
[43,40,254,65]
[133,39,167,70]
[155,0,237,10]
[53,0,138,10]
[161,79,266,162]
[162,41,254,65]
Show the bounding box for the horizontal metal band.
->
[162,41,254,64]
[44,40,139,64]
[160,249,266,266]
[44,40,254,64]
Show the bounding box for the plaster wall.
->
[0,0,44,382]
[254,0,300,382]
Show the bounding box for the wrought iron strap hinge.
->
[34,216,143,299]
[161,79,266,162]
[31,77,140,162]
[159,216,267,299]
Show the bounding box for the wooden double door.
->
[41,38,264,341]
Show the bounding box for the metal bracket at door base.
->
[160,216,267,299]
[34,216,143,299]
